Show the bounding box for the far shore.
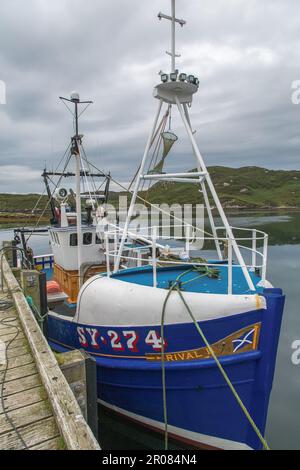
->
[0,207,299,230]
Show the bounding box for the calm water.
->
[1,211,299,450]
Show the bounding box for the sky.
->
[0,0,300,193]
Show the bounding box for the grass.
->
[109,166,300,209]
[0,193,49,212]
[1,167,300,216]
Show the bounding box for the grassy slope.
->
[0,193,49,212]
[1,167,300,212]
[138,166,300,208]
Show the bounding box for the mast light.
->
[161,74,169,83]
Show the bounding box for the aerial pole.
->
[59,92,93,288]
[171,0,176,72]
[158,0,185,74]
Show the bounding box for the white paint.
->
[75,275,266,327]
[49,226,105,271]
[75,146,83,288]
[115,99,163,271]
[176,97,255,292]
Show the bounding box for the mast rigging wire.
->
[80,154,213,239]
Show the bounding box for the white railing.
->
[103,224,269,295]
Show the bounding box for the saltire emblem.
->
[232,328,255,352]
[146,323,261,361]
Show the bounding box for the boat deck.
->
[0,290,62,450]
[112,263,264,295]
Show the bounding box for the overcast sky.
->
[0,0,300,193]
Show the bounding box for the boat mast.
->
[159,0,185,73]
[59,92,93,289]
[171,0,176,72]
[74,97,83,288]
[115,1,255,291]
[115,1,184,271]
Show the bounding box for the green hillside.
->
[137,166,300,209]
[0,193,49,212]
[0,167,300,218]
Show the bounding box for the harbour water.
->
[1,210,299,450]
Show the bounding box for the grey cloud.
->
[0,0,300,193]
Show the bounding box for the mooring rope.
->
[26,296,48,333]
[160,273,270,451]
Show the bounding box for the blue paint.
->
[42,267,54,281]
[111,264,263,295]
[47,287,285,449]
[48,307,262,357]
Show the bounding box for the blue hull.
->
[47,287,284,450]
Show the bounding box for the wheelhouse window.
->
[96,233,102,245]
[83,232,93,245]
[70,233,78,247]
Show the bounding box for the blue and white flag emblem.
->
[232,328,255,353]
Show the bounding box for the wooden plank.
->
[2,258,100,450]
[0,326,22,338]
[0,311,17,320]
[0,308,19,323]
[0,319,19,331]
[0,401,53,434]
[0,331,26,344]
[0,353,34,371]
[0,374,41,398]
[0,385,45,413]
[6,345,30,359]
[30,436,62,450]
[0,363,37,383]
[0,416,60,450]
[3,337,28,350]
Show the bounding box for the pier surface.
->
[0,289,62,449]
[0,256,100,450]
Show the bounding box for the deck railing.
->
[103,224,269,295]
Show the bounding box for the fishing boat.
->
[30,1,284,450]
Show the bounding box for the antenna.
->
[158,0,186,73]
[59,92,93,139]
[59,92,93,289]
